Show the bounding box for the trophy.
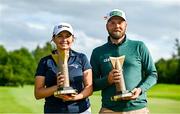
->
[53,49,77,97]
[109,55,133,101]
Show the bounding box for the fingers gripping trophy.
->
[110,55,133,101]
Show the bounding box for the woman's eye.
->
[57,35,62,38]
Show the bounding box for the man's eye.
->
[57,35,62,38]
[66,35,71,38]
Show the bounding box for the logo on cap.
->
[58,25,70,29]
[53,22,73,36]
[104,9,126,21]
[110,11,123,17]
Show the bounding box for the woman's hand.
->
[57,93,81,101]
[56,69,93,101]
[57,72,65,87]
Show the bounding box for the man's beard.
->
[108,31,125,40]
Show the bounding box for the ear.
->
[125,22,128,30]
[106,23,108,31]
[125,21,127,26]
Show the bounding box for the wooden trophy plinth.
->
[110,55,132,101]
[53,49,76,97]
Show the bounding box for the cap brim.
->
[55,28,73,35]
[107,15,126,22]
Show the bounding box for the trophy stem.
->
[114,60,126,92]
[57,49,70,87]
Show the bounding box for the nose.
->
[61,38,67,42]
[60,35,68,41]
[115,23,121,28]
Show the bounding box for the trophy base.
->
[111,90,133,101]
[54,87,77,97]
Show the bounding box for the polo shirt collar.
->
[51,49,76,57]
[69,49,76,57]
[107,34,127,46]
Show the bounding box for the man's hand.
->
[108,69,122,85]
[121,88,142,100]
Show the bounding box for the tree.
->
[156,38,180,84]
[0,42,53,86]
[0,45,12,86]
[172,38,180,59]
[32,42,52,63]
[0,45,8,65]
[0,65,13,86]
[174,38,180,83]
[156,59,168,83]
[7,47,36,86]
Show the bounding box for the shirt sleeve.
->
[138,42,158,93]
[90,49,109,91]
[35,58,47,77]
[80,53,92,71]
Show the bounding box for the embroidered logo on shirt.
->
[103,58,110,62]
[69,64,79,68]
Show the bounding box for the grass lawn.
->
[0,86,44,113]
[0,84,180,114]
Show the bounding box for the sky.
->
[0,0,180,61]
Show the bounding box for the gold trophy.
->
[110,55,133,101]
[53,49,77,96]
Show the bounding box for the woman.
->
[34,22,92,113]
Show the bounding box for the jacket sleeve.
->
[138,42,158,93]
[90,49,109,91]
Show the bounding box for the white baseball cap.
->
[104,9,126,21]
[53,22,74,36]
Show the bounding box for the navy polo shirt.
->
[35,49,92,113]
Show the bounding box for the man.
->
[90,9,158,113]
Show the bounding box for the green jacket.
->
[90,36,157,111]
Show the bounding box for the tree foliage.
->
[0,43,52,86]
[156,58,179,84]
[156,38,180,84]
[32,42,52,63]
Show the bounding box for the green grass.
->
[147,84,180,100]
[148,98,180,114]
[90,91,101,113]
[0,84,180,114]
[0,86,44,113]
[90,84,180,114]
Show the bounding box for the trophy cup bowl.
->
[110,55,133,101]
[53,49,77,97]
